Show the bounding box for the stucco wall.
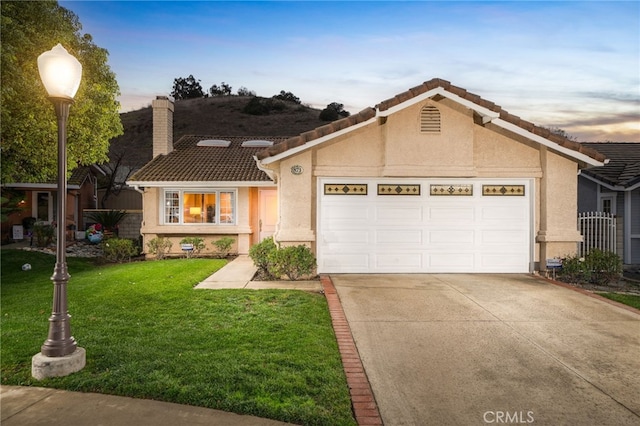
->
[139,186,258,257]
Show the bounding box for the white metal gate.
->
[578,211,616,256]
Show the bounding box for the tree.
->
[1,0,123,183]
[273,90,301,104]
[209,82,232,97]
[237,86,256,97]
[171,75,204,99]
[319,102,350,121]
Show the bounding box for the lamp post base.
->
[31,347,86,380]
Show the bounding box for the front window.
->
[164,190,236,225]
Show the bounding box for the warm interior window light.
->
[197,139,231,147]
[241,140,273,147]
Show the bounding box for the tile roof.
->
[129,136,291,183]
[580,142,640,188]
[256,78,606,163]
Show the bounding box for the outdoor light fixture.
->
[32,44,86,379]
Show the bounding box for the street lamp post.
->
[32,44,86,379]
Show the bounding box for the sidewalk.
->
[194,255,322,291]
[0,385,291,426]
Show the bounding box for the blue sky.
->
[59,1,639,141]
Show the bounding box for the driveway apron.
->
[331,274,640,425]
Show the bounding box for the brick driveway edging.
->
[321,275,383,426]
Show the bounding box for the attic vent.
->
[241,140,273,147]
[420,105,441,133]
[197,139,231,147]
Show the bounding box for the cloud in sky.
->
[60,0,639,141]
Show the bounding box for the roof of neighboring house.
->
[128,136,290,184]
[2,165,102,190]
[580,142,640,188]
[256,78,606,165]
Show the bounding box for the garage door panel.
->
[428,253,475,270]
[373,253,424,270]
[429,229,475,244]
[480,229,527,244]
[480,205,527,221]
[375,205,423,223]
[323,230,370,244]
[479,253,529,272]
[321,254,370,271]
[428,206,475,222]
[375,229,423,244]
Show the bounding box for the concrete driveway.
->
[331,274,640,425]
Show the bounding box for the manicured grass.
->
[597,292,640,310]
[1,250,356,425]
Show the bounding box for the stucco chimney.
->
[152,96,174,157]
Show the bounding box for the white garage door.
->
[317,178,531,273]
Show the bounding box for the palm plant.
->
[86,210,127,233]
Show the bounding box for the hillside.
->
[110,96,330,167]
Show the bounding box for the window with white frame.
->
[163,190,236,224]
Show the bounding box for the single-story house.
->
[129,79,607,273]
[578,142,640,264]
[1,165,102,242]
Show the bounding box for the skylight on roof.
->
[197,139,231,147]
[241,140,273,147]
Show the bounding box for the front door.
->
[258,189,278,242]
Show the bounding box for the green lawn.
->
[1,250,356,425]
[597,292,640,310]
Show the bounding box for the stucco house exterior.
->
[130,79,607,272]
[578,142,640,264]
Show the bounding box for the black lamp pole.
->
[40,97,77,357]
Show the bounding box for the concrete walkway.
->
[194,255,322,291]
[0,385,290,426]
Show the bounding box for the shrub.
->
[558,249,622,285]
[248,237,277,279]
[102,238,139,263]
[584,248,622,285]
[146,236,173,260]
[267,244,317,281]
[212,236,235,258]
[180,237,206,258]
[33,222,55,247]
[242,97,270,115]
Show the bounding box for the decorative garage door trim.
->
[482,184,526,196]
[377,184,421,196]
[430,184,474,196]
[324,183,368,195]
[317,178,532,274]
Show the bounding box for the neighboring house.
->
[131,80,607,272]
[578,142,640,264]
[1,165,102,241]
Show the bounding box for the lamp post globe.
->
[31,44,86,379]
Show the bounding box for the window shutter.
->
[420,105,441,133]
